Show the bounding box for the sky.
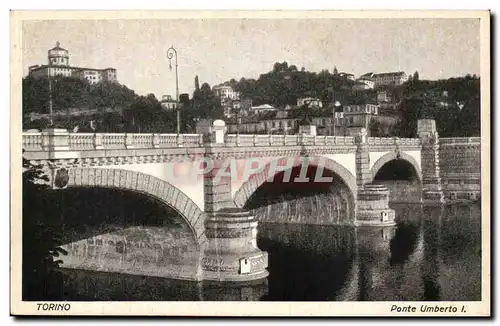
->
[22,18,480,99]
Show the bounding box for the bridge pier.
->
[418,120,445,204]
[202,208,268,283]
[354,129,395,226]
[200,120,268,284]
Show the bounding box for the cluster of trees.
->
[219,62,376,107]
[22,75,223,133]
[388,74,480,137]
[22,155,69,300]
[22,76,138,115]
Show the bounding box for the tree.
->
[369,119,396,137]
[191,82,223,120]
[333,66,339,75]
[413,71,419,81]
[194,75,200,91]
[129,93,175,133]
[22,153,68,300]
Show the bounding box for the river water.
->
[50,202,481,301]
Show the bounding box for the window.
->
[116,241,125,254]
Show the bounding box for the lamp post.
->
[332,101,341,136]
[167,46,180,134]
[236,107,241,137]
[47,68,54,126]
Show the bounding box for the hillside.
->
[23,76,138,116]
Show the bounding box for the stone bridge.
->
[22,119,481,283]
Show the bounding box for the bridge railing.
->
[439,137,481,145]
[368,137,421,147]
[22,132,43,151]
[21,131,206,151]
[399,138,422,147]
[22,130,424,151]
[224,134,356,147]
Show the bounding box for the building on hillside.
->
[342,103,399,136]
[378,102,399,115]
[226,102,399,137]
[212,85,240,102]
[226,114,298,135]
[377,90,391,103]
[28,42,118,84]
[338,72,356,81]
[160,95,178,111]
[297,97,323,108]
[226,108,348,136]
[233,99,252,111]
[220,98,253,119]
[360,72,374,79]
[360,71,408,88]
[229,98,253,118]
[343,104,379,136]
[249,104,277,115]
[353,78,375,90]
[373,72,408,87]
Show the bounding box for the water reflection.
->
[258,224,356,301]
[51,203,481,301]
[256,203,480,301]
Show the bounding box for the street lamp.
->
[167,46,180,134]
[332,101,341,136]
[236,107,241,137]
[47,68,54,126]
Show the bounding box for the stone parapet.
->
[439,138,481,202]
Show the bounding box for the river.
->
[44,202,480,301]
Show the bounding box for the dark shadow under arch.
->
[371,152,422,182]
[234,156,357,209]
[235,157,357,225]
[66,168,206,246]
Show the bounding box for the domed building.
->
[48,41,69,66]
[28,41,117,84]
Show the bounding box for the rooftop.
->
[373,71,406,77]
[48,41,68,52]
[29,64,117,73]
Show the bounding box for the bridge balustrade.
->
[367,137,421,147]
[220,134,357,147]
[22,132,43,151]
[22,130,421,152]
[439,137,481,145]
[399,138,422,147]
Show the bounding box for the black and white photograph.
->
[10,10,490,316]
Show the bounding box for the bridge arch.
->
[66,167,206,246]
[371,152,422,182]
[233,156,357,209]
